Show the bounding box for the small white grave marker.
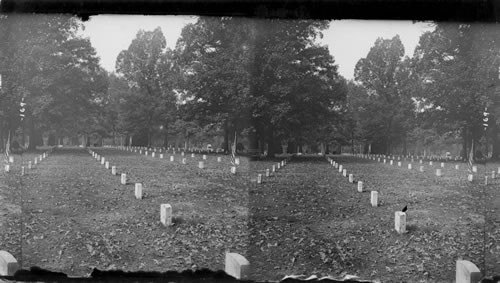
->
[441,162,444,168]
[182,158,186,164]
[455,164,459,170]
[338,165,343,173]
[160,154,164,159]
[429,161,433,166]
[152,152,155,158]
[472,166,477,173]
[170,156,174,162]
[198,161,204,169]
[0,250,19,276]
[225,252,249,280]
[455,260,481,283]
[217,157,222,162]
[419,166,424,172]
[357,181,363,192]
[485,176,489,185]
[191,153,195,158]
[160,204,172,226]
[203,155,207,160]
[4,165,9,172]
[492,171,495,179]
[348,174,354,183]
[277,163,281,169]
[145,151,148,156]
[408,164,412,170]
[257,174,262,184]
[21,166,25,176]
[468,174,473,182]
[436,169,442,177]
[105,161,109,169]
[383,159,386,163]
[121,173,127,185]
[266,169,270,177]
[112,166,117,175]
[101,158,105,165]
[398,161,402,167]
[390,160,393,165]
[135,183,143,199]
[371,191,378,207]
[235,158,240,165]
[28,161,32,169]
[342,169,347,177]
[231,166,236,174]
[395,211,406,234]
[34,158,38,165]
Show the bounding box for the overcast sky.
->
[80,16,435,80]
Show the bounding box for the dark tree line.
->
[344,23,500,160]
[0,15,107,150]
[106,17,347,156]
[1,16,347,157]
[8,16,496,160]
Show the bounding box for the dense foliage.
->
[346,23,500,159]
[2,16,499,158]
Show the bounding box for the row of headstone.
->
[335,156,409,235]
[357,153,488,183]
[354,156,407,234]
[109,145,225,155]
[256,158,290,184]
[326,157,378,207]
[113,145,241,174]
[5,148,53,174]
[89,149,172,226]
[354,152,463,163]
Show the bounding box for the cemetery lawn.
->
[2,150,500,282]
[2,147,250,277]
[248,155,500,282]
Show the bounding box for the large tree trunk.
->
[266,126,279,158]
[147,126,152,147]
[461,126,468,160]
[351,132,355,154]
[163,124,168,148]
[0,126,4,152]
[28,119,37,151]
[111,125,116,146]
[287,141,296,154]
[223,120,229,154]
[402,133,407,156]
[490,115,500,160]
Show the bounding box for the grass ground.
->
[1,149,499,282]
[1,147,249,276]
[249,154,500,282]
